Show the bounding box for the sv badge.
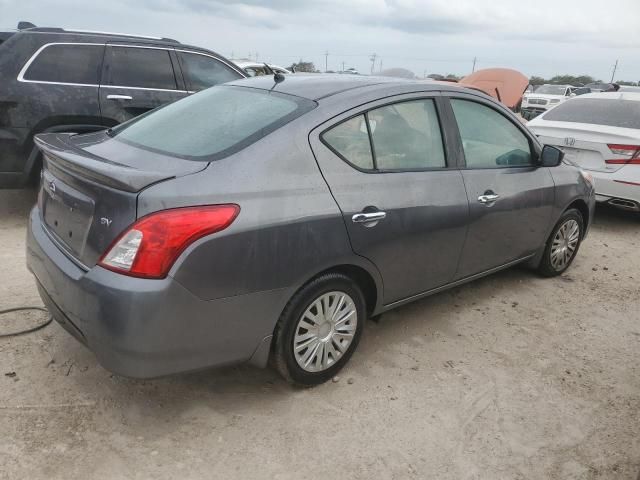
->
[100,217,113,228]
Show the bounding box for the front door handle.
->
[478,193,500,204]
[106,94,133,101]
[352,211,387,224]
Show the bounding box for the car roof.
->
[573,92,640,101]
[226,74,448,101]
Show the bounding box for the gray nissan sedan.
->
[26,75,595,385]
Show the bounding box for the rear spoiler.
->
[35,133,175,192]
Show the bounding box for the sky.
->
[2,0,640,81]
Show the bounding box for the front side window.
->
[23,44,103,85]
[103,46,177,90]
[451,99,532,168]
[177,52,240,91]
[110,85,316,160]
[322,98,446,171]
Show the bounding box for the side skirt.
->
[381,254,535,312]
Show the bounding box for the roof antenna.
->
[264,63,285,91]
[17,21,37,30]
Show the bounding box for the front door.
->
[99,44,187,125]
[445,95,555,279]
[310,95,469,304]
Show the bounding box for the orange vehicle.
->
[459,68,529,110]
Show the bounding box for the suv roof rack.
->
[16,22,180,43]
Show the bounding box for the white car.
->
[232,60,291,77]
[521,84,575,120]
[528,92,640,211]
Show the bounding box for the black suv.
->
[0,23,246,187]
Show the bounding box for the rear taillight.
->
[605,144,640,165]
[98,205,240,279]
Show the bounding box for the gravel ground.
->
[0,188,638,480]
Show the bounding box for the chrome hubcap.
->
[550,219,580,270]
[293,291,358,373]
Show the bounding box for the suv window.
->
[369,99,445,170]
[23,44,103,85]
[322,98,446,171]
[103,46,177,90]
[322,115,374,170]
[451,99,532,168]
[177,51,239,91]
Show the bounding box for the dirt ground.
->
[0,188,638,480]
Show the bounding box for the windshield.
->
[535,85,567,95]
[543,98,640,129]
[111,85,316,160]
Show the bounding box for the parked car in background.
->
[618,85,640,93]
[528,92,640,211]
[521,84,575,119]
[27,75,594,386]
[0,22,245,187]
[232,60,292,76]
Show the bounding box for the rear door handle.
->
[478,194,500,204]
[352,211,387,223]
[106,94,133,101]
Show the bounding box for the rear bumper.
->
[26,206,288,378]
[591,168,640,209]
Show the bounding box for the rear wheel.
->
[538,209,584,277]
[272,273,366,386]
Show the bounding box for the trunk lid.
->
[529,122,640,173]
[35,131,208,268]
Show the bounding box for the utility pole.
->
[341,61,345,72]
[379,58,383,73]
[324,50,329,72]
[370,53,377,75]
[610,59,618,83]
[472,56,477,73]
[255,52,259,62]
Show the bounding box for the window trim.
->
[444,94,541,170]
[17,42,105,87]
[102,44,181,92]
[175,49,243,92]
[320,95,451,174]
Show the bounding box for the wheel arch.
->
[566,198,590,235]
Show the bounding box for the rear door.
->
[444,94,555,278]
[310,94,469,305]
[99,44,187,125]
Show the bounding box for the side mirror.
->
[540,145,564,167]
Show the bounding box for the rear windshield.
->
[535,85,567,95]
[111,85,316,160]
[543,98,640,129]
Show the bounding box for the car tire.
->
[538,208,584,277]
[272,273,366,386]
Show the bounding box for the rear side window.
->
[177,52,240,91]
[23,44,103,85]
[111,85,316,160]
[103,46,177,90]
[322,115,374,169]
[543,98,640,129]
[451,99,532,168]
[369,100,445,170]
[322,98,446,171]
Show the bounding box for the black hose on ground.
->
[0,306,52,338]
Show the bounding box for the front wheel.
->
[538,209,584,277]
[272,273,366,386]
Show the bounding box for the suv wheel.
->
[538,209,584,277]
[272,273,366,386]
